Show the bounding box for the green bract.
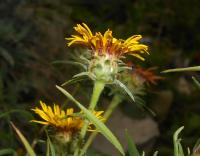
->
[88,55,118,83]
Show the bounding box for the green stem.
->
[80,81,105,138]
[75,81,105,156]
[73,149,79,156]
[79,95,122,156]
[88,81,105,110]
[104,95,122,119]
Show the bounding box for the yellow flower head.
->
[66,23,149,60]
[31,101,104,133]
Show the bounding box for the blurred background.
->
[0,0,200,155]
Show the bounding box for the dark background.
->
[0,0,200,155]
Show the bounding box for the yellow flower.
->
[31,101,104,133]
[66,23,149,60]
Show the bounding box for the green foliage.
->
[0,148,17,156]
[115,79,135,102]
[46,134,56,156]
[0,0,200,155]
[192,77,200,90]
[56,85,125,156]
[163,66,200,73]
[11,122,36,156]
[125,131,140,156]
[173,126,185,156]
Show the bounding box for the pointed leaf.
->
[73,72,89,78]
[115,80,155,116]
[52,60,87,70]
[0,148,16,156]
[125,130,140,156]
[193,138,200,154]
[0,109,33,119]
[162,66,200,73]
[153,151,158,156]
[142,151,145,156]
[192,77,200,90]
[47,136,56,156]
[115,79,135,102]
[11,122,36,156]
[178,141,185,156]
[46,140,50,156]
[0,47,14,66]
[173,126,184,156]
[56,85,125,156]
[62,76,87,86]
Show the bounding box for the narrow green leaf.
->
[61,76,87,86]
[80,55,90,63]
[0,47,14,66]
[192,77,200,90]
[46,139,50,156]
[193,138,200,153]
[73,72,89,78]
[118,66,132,72]
[56,85,125,156]
[178,141,185,156]
[187,147,190,156]
[162,66,200,73]
[0,148,16,156]
[10,122,36,156]
[115,79,135,102]
[52,60,87,70]
[47,137,56,156]
[45,129,56,156]
[125,130,140,156]
[142,151,145,156]
[115,80,155,116]
[0,109,33,119]
[173,126,184,156]
[193,138,200,150]
[153,151,158,156]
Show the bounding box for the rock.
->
[92,108,159,156]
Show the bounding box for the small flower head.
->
[66,23,149,84]
[131,65,164,85]
[113,64,163,106]
[31,101,104,143]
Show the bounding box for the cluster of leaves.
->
[126,126,200,156]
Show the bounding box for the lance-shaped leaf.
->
[153,151,159,156]
[192,138,200,156]
[52,60,87,70]
[46,132,56,156]
[115,80,155,116]
[0,109,33,119]
[173,126,185,156]
[62,76,88,86]
[125,130,140,156]
[56,85,125,156]
[0,148,16,156]
[11,122,36,156]
[192,77,200,90]
[162,66,200,73]
[114,79,135,102]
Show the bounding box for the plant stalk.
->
[79,94,122,156]
[75,81,105,156]
[88,81,105,110]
